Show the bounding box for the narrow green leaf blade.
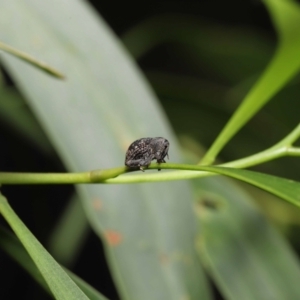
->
[0,193,89,300]
[202,0,300,164]
[0,226,50,294]
[0,40,64,78]
[198,166,300,207]
[0,225,108,300]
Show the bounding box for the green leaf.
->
[0,1,211,299]
[195,176,300,300]
[0,225,108,300]
[122,15,273,83]
[0,40,65,79]
[196,166,300,208]
[202,0,300,164]
[0,193,89,300]
[0,226,50,294]
[47,194,90,267]
[0,86,52,154]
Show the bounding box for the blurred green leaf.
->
[0,86,52,154]
[48,194,90,267]
[0,1,211,299]
[197,166,300,208]
[0,226,50,293]
[0,68,4,86]
[202,0,300,164]
[122,14,273,83]
[0,193,89,300]
[0,40,65,79]
[0,225,108,300]
[195,176,300,300]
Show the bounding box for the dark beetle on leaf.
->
[125,137,169,171]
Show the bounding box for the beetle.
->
[125,137,169,171]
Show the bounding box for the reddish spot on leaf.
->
[92,199,103,211]
[104,230,123,246]
[159,252,169,265]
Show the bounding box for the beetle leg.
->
[139,156,153,169]
[128,155,153,172]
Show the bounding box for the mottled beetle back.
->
[125,137,169,171]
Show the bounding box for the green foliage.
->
[0,207,107,300]
[0,0,300,299]
[0,193,90,300]
[195,176,300,300]
[201,0,300,164]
